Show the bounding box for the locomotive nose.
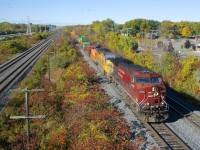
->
[147,86,160,98]
[152,86,159,97]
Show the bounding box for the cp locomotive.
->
[79,35,169,122]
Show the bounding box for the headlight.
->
[152,87,155,91]
[154,92,159,97]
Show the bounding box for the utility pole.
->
[47,51,56,82]
[51,40,58,60]
[87,27,92,38]
[48,54,51,82]
[39,25,41,33]
[122,28,132,36]
[150,30,159,50]
[10,88,45,146]
[111,27,115,32]
[55,44,58,60]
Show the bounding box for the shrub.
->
[184,39,191,49]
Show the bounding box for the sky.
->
[0,0,200,26]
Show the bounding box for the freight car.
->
[78,36,90,48]
[84,45,96,56]
[83,42,168,122]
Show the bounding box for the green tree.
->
[159,20,173,38]
[0,22,27,34]
[131,41,138,51]
[162,52,176,80]
[91,18,115,36]
[105,32,120,52]
[131,50,155,70]
[118,35,138,56]
[102,18,115,29]
[171,24,180,38]
[124,19,160,37]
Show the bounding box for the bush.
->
[181,44,183,49]
[55,55,70,68]
[20,56,47,89]
[157,41,163,49]
[10,40,27,54]
[184,39,191,49]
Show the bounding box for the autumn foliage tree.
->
[181,26,192,36]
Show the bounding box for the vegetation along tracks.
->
[167,96,200,130]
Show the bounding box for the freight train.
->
[77,35,169,122]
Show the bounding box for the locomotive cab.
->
[131,72,169,122]
[101,52,119,79]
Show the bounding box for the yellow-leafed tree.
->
[181,26,192,36]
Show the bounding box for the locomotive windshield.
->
[108,65,113,69]
[151,77,162,83]
[136,78,150,83]
[136,77,162,83]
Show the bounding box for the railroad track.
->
[0,40,46,75]
[147,122,190,150]
[0,34,56,97]
[167,96,200,130]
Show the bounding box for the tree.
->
[171,24,180,38]
[192,44,196,50]
[131,41,138,51]
[0,22,27,34]
[159,20,173,38]
[157,41,163,50]
[102,18,115,29]
[131,50,155,70]
[105,32,120,52]
[119,35,138,55]
[162,52,176,80]
[184,39,191,49]
[167,42,174,53]
[181,26,192,36]
[124,19,160,37]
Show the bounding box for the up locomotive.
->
[80,36,169,122]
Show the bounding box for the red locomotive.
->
[110,57,168,122]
